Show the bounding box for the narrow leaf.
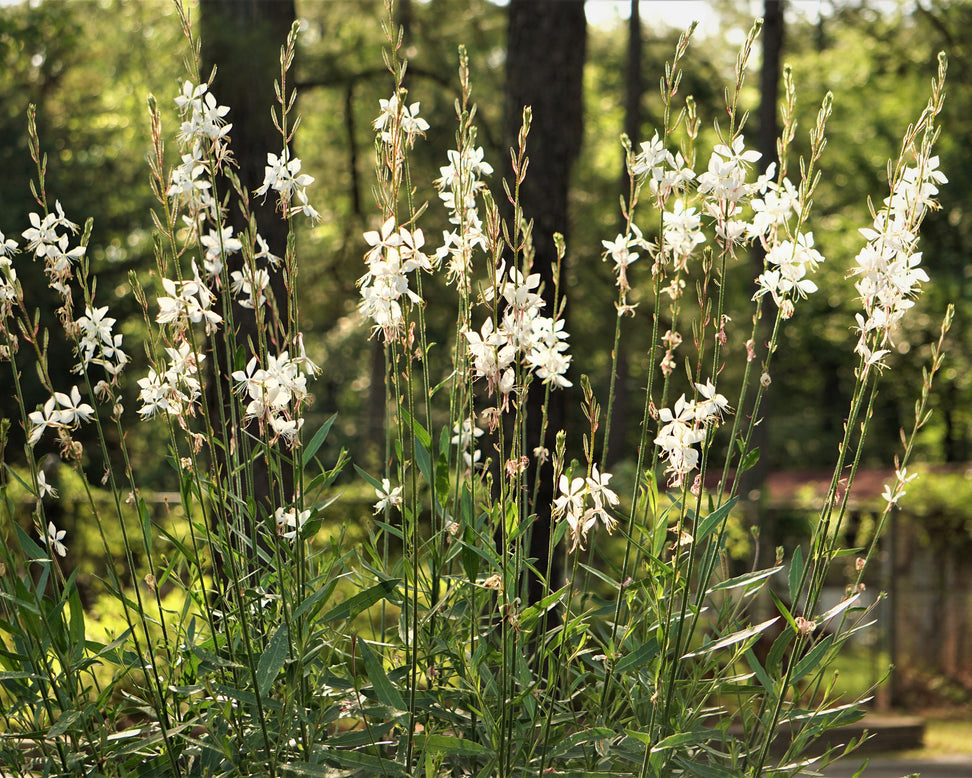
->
[301,413,337,467]
[683,618,779,659]
[256,623,289,697]
[357,638,405,711]
[321,578,400,623]
[418,734,492,757]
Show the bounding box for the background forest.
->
[2,0,971,709]
[2,0,969,476]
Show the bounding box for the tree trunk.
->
[753,0,784,576]
[504,0,587,604]
[606,0,643,465]
[199,0,297,573]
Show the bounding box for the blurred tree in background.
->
[1,0,968,486]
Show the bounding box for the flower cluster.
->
[754,232,825,316]
[627,127,831,332]
[21,202,85,300]
[358,216,432,341]
[633,132,695,201]
[167,144,213,216]
[851,152,946,364]
[0,233,21,324]
[137,342,206,421]
[231,351,315,445]
[601,226,642,310]
[199,225,242,279]
[167,81,232,219]
[434,146,493,289]
[881,465,918,508]
[654,380,730,487]
[175,80,232,147]
[73,304,129,378]
[464,263,572,398]
[155,261,222,335]
[553,465,619,552]
[374,93,429,148]
[255,149,320,222]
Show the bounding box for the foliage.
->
[0,5,957,778]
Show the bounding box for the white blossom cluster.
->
[451,418,485,469]
[617,131,824,321]
[255,148,320,222]
[463,263,572,398]
[136,342,206,420]
[21,201,86,300]
[552,465,620,552]
[358,216,432,341]
[0,231,21,325]
[73,304,129,377]
[232,350,319,445]
[654,380,730,488]
[434,145,493,289]
[155,260,222,335]
[374,93,429,148]
[851,153,946,366]
[166,81,232,218]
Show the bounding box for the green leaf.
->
[738,447,760,473]
[615,638,660,674]
[46,709,82,738]
[354,464,383,492]
[293,578,339,621]
[651,729,714,752]
[788,544,805,604]
[548,727,616,758]
[14,523,47,562]
[817,591,862,625]
[769,588,800,635]
[417,734,492,757]
[67,580,85,650]
[356,638,405,711]
[695,497,738,544]
[321,578,400,623]
[675,755,741,777]
[302,413,337,467]
[256,623,289,697]
[706,565,781,595]
[400,407,432,451]
[435,451,451,505]
[745,648,775,692]
[517,585,568,633]
[317,749,407,776]
[682,617,779,659]
[792,634,834,684]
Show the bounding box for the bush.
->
[0,8,952,778]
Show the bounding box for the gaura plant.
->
[0,5,952,777]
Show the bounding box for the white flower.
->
[27,397,60,446]
[43,522,67,557]
[54,386,94,426]
[586,465,619,532]
[694,379,730,423]
[373,479,403,513]
[0,229,18,256]
[37,471,57,499]
[274,507,311,540]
